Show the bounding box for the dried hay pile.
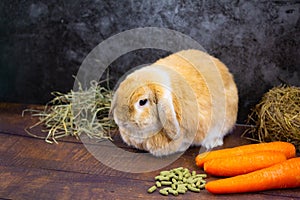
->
[243,85,300,151]
[23,80,117,144]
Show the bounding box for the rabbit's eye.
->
[139,99,148,106]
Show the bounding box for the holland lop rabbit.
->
[110,49,238,156]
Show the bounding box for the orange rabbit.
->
[110,49,238,156]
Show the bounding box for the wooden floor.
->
[0,103,299,200]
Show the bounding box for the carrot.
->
[195,141,296,167]
[203,151,287,177]
[205,157,300,194]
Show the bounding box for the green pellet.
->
[177,185,188,192]
[192,178,201,184]
[171,178,177,183]
[196,174,207,178]
[174,167,183,171]
[177,189,186,194]
[162,187,171,191]
[160,171,170,176]
[161,181,172,186]
[171,183,177,190]
[159,189,169,196]
[192,170,196,176]
[178,183,188,187]
[169,174,178,179]
[198,184,206,189]
[196,179,201,187]
[187,185,200,193]
[155,175,169,181]
[187,177,194,184]
[178,171,183,181]
[184,172,191,178]
[168,189,178,196]
[156,181,162,188]
[147,185,157,193]
[182,168,189,175]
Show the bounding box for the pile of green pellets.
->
[147,167,207,196]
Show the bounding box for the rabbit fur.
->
[110,49,238,156]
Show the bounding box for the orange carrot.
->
[203,151,287,177]
[205,157,300,194]
[195,141,296,167]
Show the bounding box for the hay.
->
[243,85,300,151]
[23,80,117,144]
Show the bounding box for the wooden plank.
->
[0,165,285,200]
[0,103,251,148]
[1,103,300,199]
[0,133,123,177]
[0,125,250,178]
[0,132,207,179]
[1,129,300,199]
[0,103,81,144]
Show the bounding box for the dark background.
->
[0,0,299,123]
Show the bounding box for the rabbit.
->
[110,49,238,156]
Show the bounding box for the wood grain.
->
[0,103,299,199]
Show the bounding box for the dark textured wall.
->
[0,0,299,122]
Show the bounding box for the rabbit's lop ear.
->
[157,90,180,140]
